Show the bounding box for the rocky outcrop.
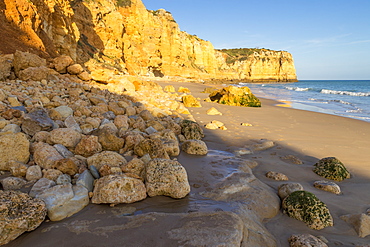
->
[0,0,297,82]
[209,86,261,107]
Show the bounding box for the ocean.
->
[238,80,370,122]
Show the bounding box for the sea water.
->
[238,80,370,122]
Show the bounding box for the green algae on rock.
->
[313,157,350,181]
[282,191,333,230]
[209,86,261,107]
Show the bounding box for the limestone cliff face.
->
[0,0,297,82]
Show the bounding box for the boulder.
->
[33,142,64,169]
[145,158,190,199]
[76,170,95,192]
[121,157,145,180]
[42,169,63,182]
[67,64,84,75]
[8,161,28,177]
[36,183,89,221]
[64,115,82,133]
[0,132,30,171]
[26,165,43,181]
[21,108,55,136]
[2,124,21,133]
[181,139,208,155]
[288,234,328,247]
[180,120,204,140]
[313,180,341,195]
[182,95,202,107]
[0,190,47,245]
[13,50,46,75]
[266,171,289,181]
[29,178,56,198]
[56,174,72,185]
[48,128,82,148]
[340,213,370,238]
[0,54,13,80]
[98,127,125,151]
[91,174,147,204]
[209,85,261,107]
[278,183,304,199]
[18,66,52,81]
[52,55,74,73]
[1,177,27,190]
[54,106,74,120]
[134,138,170,159]
[282,191,333,230]
[53,158,79,176]
[74,135,102,157]
[87,151,127,171]
[206,107,222,115]
[313,157,350,181]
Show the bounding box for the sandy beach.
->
[4,79,370,247]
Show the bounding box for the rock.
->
[205,120,224,129]
[280,155,303,165]
[206,107,222,115]
[0,190,46,245]
[36,183,89,221]
[56,174,72,185]
[91,174,147,204]
[29,178,56,198]
[145,158,190,198]
[241,122,253,126]
[87,151,127,171]
[52,55,74,73]
[134,138,169,159]
[54,144,74,158]
[99,164,122,177]
[21,108,55,136]
[77,71,92,81]
[288,234,328,247]
[266,171,289,181]
[1,177,27,190]
[33,142,64,169]
[121,157,145,180]
[313,180,341,195]
[282,191,333,230]
[98,127,125,151]
[114,115,129,130]
[18,66,52,81]
[178,87,190,93]
[209,85,261,107]
[122,132,145,152]
[182,95,202,107]
[181,139,208,155]
[313,157,350,181]
[2,123,22,133]
[42,169,63,182]
[13,50,46,75]
[76,170,95,192]
[0,54,13,80]
[278,183,304,199]
[0,132,30,171]
[64,115,82,133]
[48,128,82,148]
[164,85,176,92]
[180,120,204,140]
[163,139,180,157]
[54,106,74,120]
[340,213,370,238]
[249,139,275,152]
[74,135,103,157]
[67,64,84,75]
[26,165,43,181]
[8,161,28,177]
[53,158,78,176]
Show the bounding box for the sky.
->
[141,0,370,80]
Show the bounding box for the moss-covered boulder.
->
[313,157,350,181]
[209,85,261,107]
[180,120,204,140]
[282,191,333,230]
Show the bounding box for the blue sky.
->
[142,0,370,80]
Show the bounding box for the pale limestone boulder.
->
[91,174,147,204]
[36,183,89,221]
[29,178,56,198]
[121,157,145,180]
[145,158,190,199]
[288,234,328,247]
[313,180,341,195]
[0,132,30,171]
[266,171,289,181]
[134,138,170,159]
[340,213,370,238]
[33,142,64,169]
[181,139,208,155]
[26,165,42,181]
[182,95,202,107]
[87,151,127,171]
[206,107,222,115]
[67,64,84,75]
[75,136,101,158]
[278,183,304,199]
[13,50,46,75]
[54,106,74,120]
[1,177,27,190]
[48,128,82,148]
[21,108,55,136]
[0,190,46,246]
[52,55,73,73]
[18,66,52,81]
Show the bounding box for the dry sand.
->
[5,80,370,246]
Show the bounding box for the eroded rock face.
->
[282,191,333,230]
[145,158,190,199]
[209,86,261,107]
[313,157,350,181]
[91,174,147,204]
[0,190,47,245]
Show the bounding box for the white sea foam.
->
[286,86,310,91]
[320,89,370,97]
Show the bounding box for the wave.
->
[285,86,311,91]
[320,89,370,97]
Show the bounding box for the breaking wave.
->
[320,89,370,97]
[285,86,311,91]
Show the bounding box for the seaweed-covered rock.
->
[180,120,204,140]
[0,190,47,245]
[209,86,261,107]
[313,157,350,181]
[282,191,333,230]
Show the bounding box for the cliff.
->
[0,0,297,82]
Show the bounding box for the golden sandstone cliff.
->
[0,0,297,82]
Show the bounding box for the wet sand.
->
[5,80,370,246]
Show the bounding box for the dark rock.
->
[21,108,55,136]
